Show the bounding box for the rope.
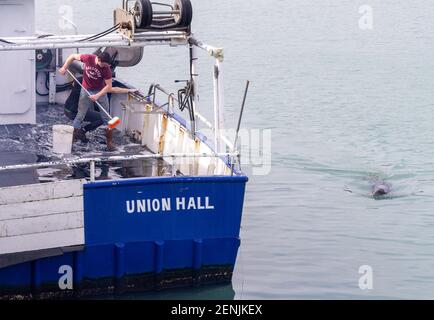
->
[0,38,14,44]
[1,25,120,46]
[78,24,121,42]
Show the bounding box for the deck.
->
[0,103,173,188]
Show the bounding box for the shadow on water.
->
[76,284,235,300]
[101,284,236,301]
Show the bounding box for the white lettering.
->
[127,197,215,213]
[359,5,374,30]
[206,197,215,209]
[137,200,146,213]
[162,198,171,211]
[126,201,135,214]
[58,265,73,290]
[176,197,186,210]
[359,265,374,290]
[58,5,74,31]
[197,197,205,210]
[172,304,206,318]
[152,199,160,212]
[187,197,197,210]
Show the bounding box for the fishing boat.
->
[0,0,248,299]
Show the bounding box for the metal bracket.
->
[121,101,167,115]
[48,72,56,104]
[114,8,135,39]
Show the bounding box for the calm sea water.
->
[36,0,434,299]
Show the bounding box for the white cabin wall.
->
[0,0,36,125]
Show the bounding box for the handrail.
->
[0,152,239,172]
[142,83,235,151]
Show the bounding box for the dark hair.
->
[97,52,111,64]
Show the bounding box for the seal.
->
[372,180,392,196]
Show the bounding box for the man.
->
[64,75,138,143]
[64,76,103,143]
[59,52,115,150]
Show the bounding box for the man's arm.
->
[59,54,82,75]
[110,87,139,94]
[89,78,112,102]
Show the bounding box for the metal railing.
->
[134,83,235,151]
[0,152,240,182]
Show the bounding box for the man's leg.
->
[72,90,94,142]
[64,109,76,121]
[73,90,93,129]
[83,109,104,132]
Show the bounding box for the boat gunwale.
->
[83,174,248,189]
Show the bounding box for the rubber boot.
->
[73,128,89,143]
[105,129,116,151]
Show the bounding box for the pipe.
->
[189,37,224,62]
[0,153,240,172]
[213,63,220,152]
[233,81,250,151]
[189,44,198,137]
[0,34,188,52]
[3,31,186,42]
[212,60,225,153]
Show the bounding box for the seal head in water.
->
[372,181,392,196]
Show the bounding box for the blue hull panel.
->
[0,175,248,299]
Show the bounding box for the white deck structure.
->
[0,180,85,255]
[0,0,36,125]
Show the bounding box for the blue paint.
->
[0,262,31,288]
[31,260,41,294]
[73,251,84,287]
[193,240,203,270]
[122,241,155,275]
[154,241,165,274]
[115,243,125,279]
[83,176,247,245]
[0,174,247,296]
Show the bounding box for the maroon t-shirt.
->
[80,54,112,91]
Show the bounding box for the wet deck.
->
[0,103,173,188]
